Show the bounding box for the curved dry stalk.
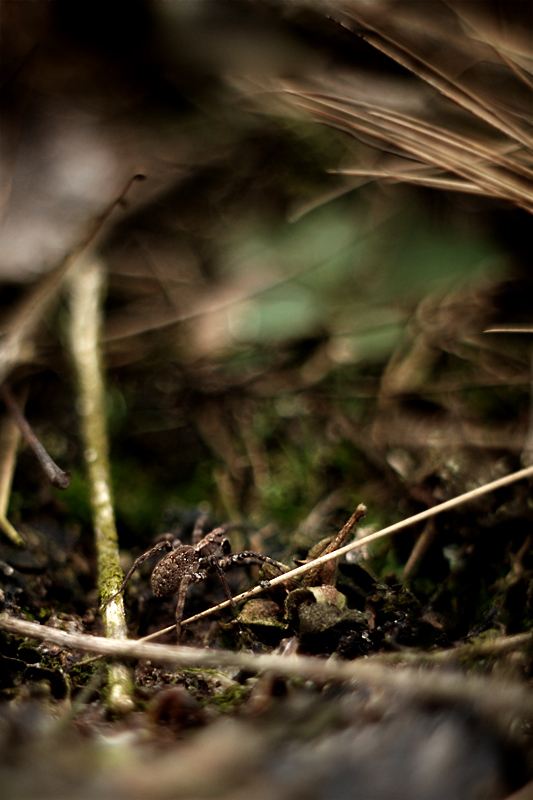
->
[67,253,134,712]
[1,613,532,725]
[139,462,533,641]
[1,385,70,489]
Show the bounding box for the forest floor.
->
[1,2,532,798]
[1,272,533,800]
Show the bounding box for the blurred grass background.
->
[1,0,532,571]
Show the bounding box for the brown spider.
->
[103,522,288,638]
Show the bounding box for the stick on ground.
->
[1,613,532,726]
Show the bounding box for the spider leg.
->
[196,553,236,607]
[207,552,290,605]
[218,551,288,574]
[175,569,207,638]
[192,513,209,545]
[213,560,237,607]
[218,551,302,589]
[101,540,173,608]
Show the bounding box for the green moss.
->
[68,660,99,686]
[99,560,126,605]
[207,683,250,713]
[465,629,500,646]
[172,669,250,713]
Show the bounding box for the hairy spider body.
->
[151,544,207,597]
[104,526,287,639]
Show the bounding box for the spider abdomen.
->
[151,546,199,597]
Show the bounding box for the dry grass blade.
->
[336,1,532,144]
[285,89,533,211]
[485,325,533,334]
[355,28,531,149]
[329,168,485,194]
[266,1,533,213]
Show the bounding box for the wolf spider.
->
[103,521,288,638]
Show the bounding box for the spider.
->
[103,522,288,639]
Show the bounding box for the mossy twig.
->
[67,253,134,712]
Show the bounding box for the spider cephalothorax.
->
[104,523,287,638]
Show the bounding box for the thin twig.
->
[67,252,134,712]
[0,174,145,388]
[401,518,438,582]
[1,613,532,723]
[1,385,71,489]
